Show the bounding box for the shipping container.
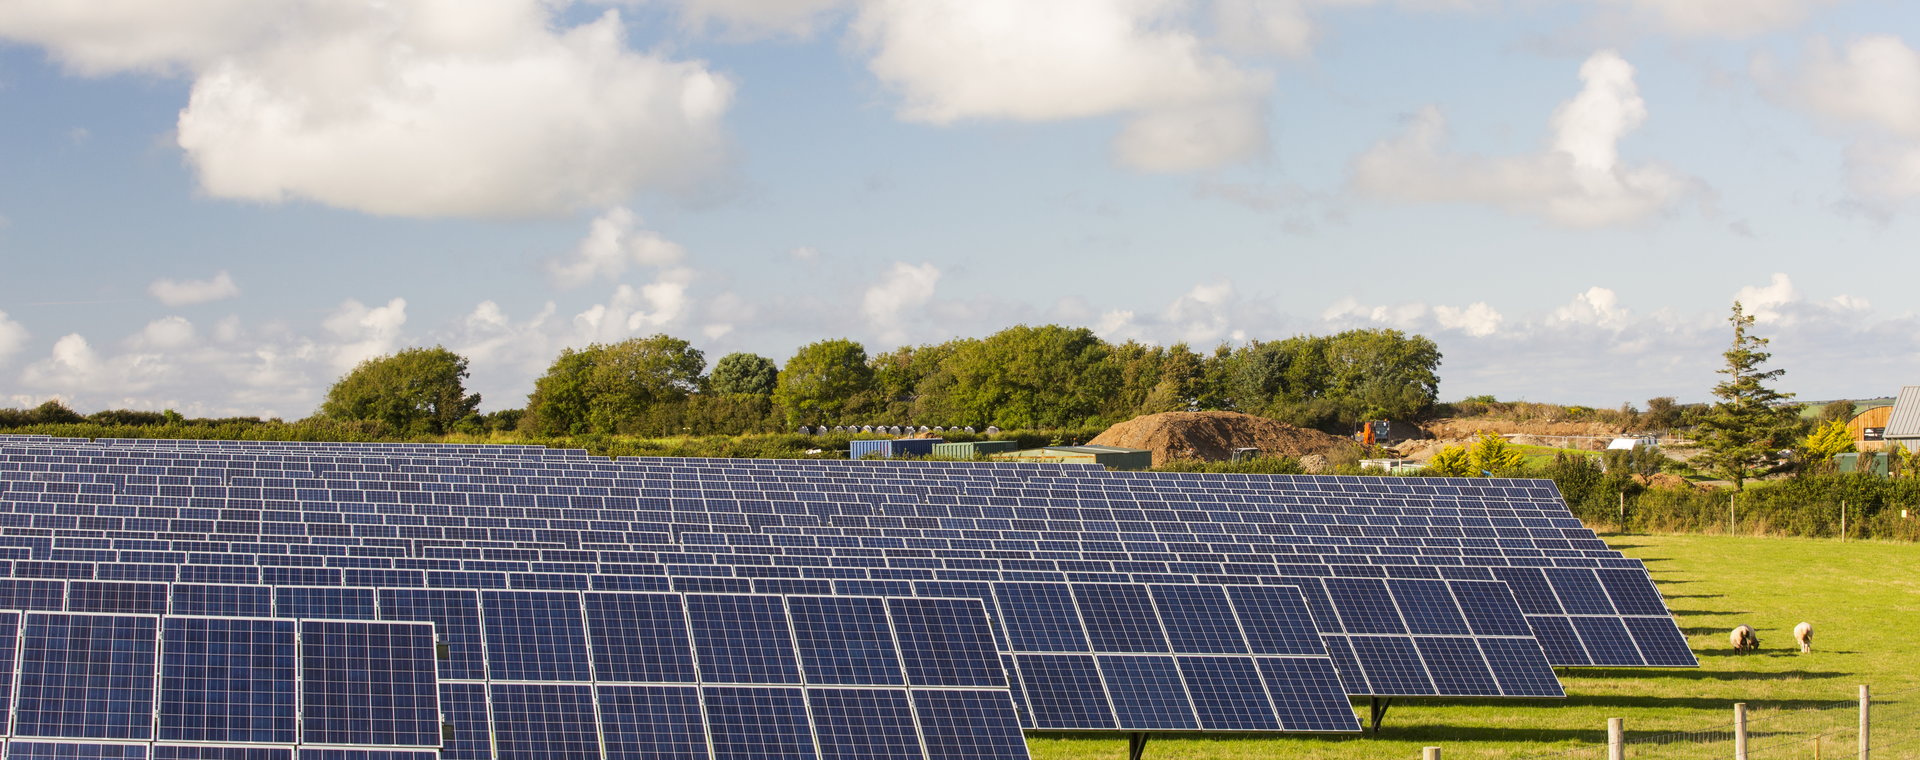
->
[930,440,1020,459]
[849,438,943,459]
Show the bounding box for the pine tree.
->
[1692,302,1798,490]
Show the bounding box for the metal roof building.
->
[1881,386,1920,451]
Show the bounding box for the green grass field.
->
[1026,534,1920,759]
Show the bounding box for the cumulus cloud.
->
[1551,286,1630,328]
[19,333,175,395]
[322,297,408,372]
[1734,272,1798,324]
[147,270,240,306]
[1351,50,1694,227]
[548,207,688,288]
[1761,35,1920,201]
[852,0,1270,172]
[129,316,197,350]
[860,261,941,342]
[1433,302,1504,337]
[1602,0,1837,38]
[0,2,734,218]
[0,310,28,364]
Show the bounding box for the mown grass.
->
[1026,534,1920,759]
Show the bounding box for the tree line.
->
[304,324,1442,438]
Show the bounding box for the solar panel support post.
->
[1128,731,1149,760]
[1368,697,1393,733]
[1607,717,1624,760]
[1422,747,1440,760]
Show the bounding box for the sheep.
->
[1731,624,1760,653]
[1794,621,1813,653]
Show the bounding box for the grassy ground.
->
[1026,534,1920,759]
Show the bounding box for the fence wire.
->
[1506,686,1919,760]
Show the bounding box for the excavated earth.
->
[1088,411,1361,467]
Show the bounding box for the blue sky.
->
[2,0,1918,418]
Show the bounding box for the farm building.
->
[930,440,1019,458]
[1881,386,1920,452]
[1848,403,1895,448]
[989,444,1153,470]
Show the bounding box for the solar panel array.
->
[0,434,1698,751]
[0,608,438,759]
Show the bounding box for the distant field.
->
[1025,534,1920,759]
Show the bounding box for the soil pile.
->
[1089,411,1360,467]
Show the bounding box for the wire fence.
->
[1502,686,1920,760]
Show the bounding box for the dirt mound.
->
[1089,411,1360,467]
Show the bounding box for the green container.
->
[1837,451,1891,477]
[931,440,1020,459]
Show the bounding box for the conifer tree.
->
[1693,302,1797,490]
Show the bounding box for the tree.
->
[583,335,706,434]
[1816,399,1856,425]
[709,353,779,396]
[774,339,874,426]
[1798,419,1856,473]
[318,346,481,435]
[941,325,1118,429]
[1692,302,1799,490]
[1643,396,1680,431]
[523,346,601,435]
[1426,445,1473,477]
[1466,432,1528,475]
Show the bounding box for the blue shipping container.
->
[849,438,943,459]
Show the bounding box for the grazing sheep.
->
[1731,624,1760,653]
[1794,621,1813,653]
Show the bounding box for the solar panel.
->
[156,616,297,743]
[598,685,706,760]
[377,589,487,680]
[436,682,492,760]
[887,597,1003,687]
[297,620,440,747]
[702,687,816,760]
[5,743,149,760]
[787,595,904,685]
[1097,655,1197,730]
[485,684,599,760]
[582,592,698,683]
[481,590,590,681]
[806,688,922,760]
[15,613,159,740]
[686,594,803,684]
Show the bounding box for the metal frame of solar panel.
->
[0,441,1681,733]
[0,441,1666,679]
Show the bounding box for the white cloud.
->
[148,270,240,306]
[1604,0,1836,38]
[19,333,174,395]
[1211,0,1319,58]
[789,246,820,263]
[322,297,408,371]
[548,207,687,288]
[861,261,941,342]
[0,310,28,364]
[1351,50,1694,227]
[130,316,196,350]
[0,2,734,218]
[1164,280,1236,344]
[1433,302,1504,337]
[1762,35,1920,200]
[852,0,1270,172]
[1734,272,1798,324]
[1551,286,1630,328]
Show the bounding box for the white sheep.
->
[1731,624,1759,653]
[1794,621,1813,653]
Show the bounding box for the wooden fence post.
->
[1608,717,1624,760]
[1859,684,1870,760]
[1422,747,1440,760]
[1735,702,1748,760]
